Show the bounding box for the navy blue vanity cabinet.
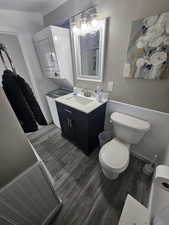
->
[56,102,106,154]
[56,103,75,141]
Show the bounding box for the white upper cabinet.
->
[33,26,73,85]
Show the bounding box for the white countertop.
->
[55,93,107,114]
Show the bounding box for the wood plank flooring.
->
[28,125,152,225]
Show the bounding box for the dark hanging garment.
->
[16,74,47,126]
[2,70,47,133]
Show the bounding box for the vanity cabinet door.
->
[73,110,89,154]
[56,103,75,141]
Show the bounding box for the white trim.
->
[131,150,151,163]
[72,18,106,82]
[0,27,49,121]
[76,77,103,82]
[17,34,45,110]
[108,99,169,116]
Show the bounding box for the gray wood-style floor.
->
[28,125,152,225]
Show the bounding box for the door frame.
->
[0,26,48,122]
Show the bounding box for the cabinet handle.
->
[69,119,72,128]
[67,118,72,128]
[64,109,72,114]
[67,118,70,127]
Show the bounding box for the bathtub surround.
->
[45,0,169,113]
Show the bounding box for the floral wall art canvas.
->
[124,12,169,79]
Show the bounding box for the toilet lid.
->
[100,138,129,170]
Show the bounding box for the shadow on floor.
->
[99,156,152,212]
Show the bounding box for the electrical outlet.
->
[107,81,114,92]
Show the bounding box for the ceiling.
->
[0,0,69,15]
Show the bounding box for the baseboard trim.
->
[131,150,151,163]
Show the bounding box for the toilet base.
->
[102,168,119,180]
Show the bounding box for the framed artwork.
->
[124,12,169,79]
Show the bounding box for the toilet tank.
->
[110,112,151,144]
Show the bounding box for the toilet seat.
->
[99,138,130,173]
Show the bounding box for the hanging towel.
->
[2,70,47,133]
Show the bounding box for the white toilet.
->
[99,112,151,180]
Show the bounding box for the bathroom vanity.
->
[56,93,106,154]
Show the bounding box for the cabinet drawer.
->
[57,102,74,116]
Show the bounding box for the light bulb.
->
[81,22,88,33]
[91,19,99,28]
[72,25,79,34]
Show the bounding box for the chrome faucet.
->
[82,88,92,97]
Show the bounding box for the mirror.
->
[72,19,106,82]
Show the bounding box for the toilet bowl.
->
[99,112,151,180]
[99,138,130,179]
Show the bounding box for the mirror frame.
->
[72,18,106,82]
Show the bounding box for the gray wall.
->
[0,87,37,188]
[44,0,169,113]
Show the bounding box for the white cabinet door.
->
[35,37,60,78]
[34,26,73,86]
[118,195,150,225]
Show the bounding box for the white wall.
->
[0,33,32,86]
[0,9,59,123]
[0,9,43,34]
[0,87,37,189]
[19,33,59,123]
[106,100,169,162]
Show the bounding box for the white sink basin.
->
[66,95,93,106]
[56,93,106,114]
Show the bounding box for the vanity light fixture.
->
[71,7,102,35]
